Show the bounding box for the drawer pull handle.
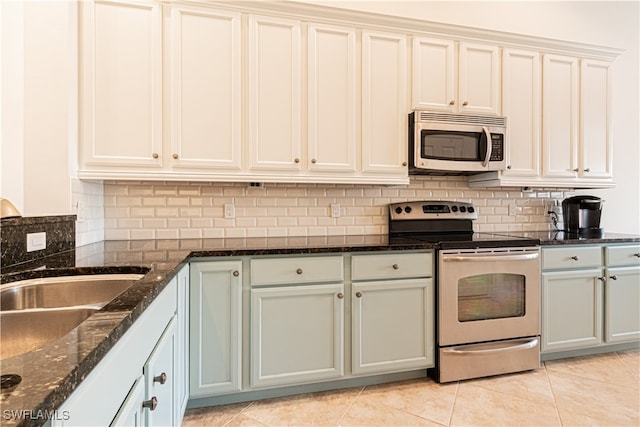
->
[634,253,640,258]
[233,270,239,277]
[571,256,580,261]
[296,268,303,275]
[584,168,590,173]
[392,264,399,270]
[337,293,344,299]
[597,277,606,282]
[142,397,158,411]
[609,275,618,280]
[355,291,362,298]
[153,373,167,385]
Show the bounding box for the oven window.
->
[457,273,525,322]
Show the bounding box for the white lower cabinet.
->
[189,260,242,397]
[541,244,640,355]
[111,376,146,427]
[250,284,345,387]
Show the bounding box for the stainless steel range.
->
[388,201,541,383]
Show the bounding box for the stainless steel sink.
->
[0,274,144,360]
[0,274,143,310]
[0,306,99,360]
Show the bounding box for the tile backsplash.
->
[101,177,571,241]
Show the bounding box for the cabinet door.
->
[542,54,579,179]
[352,278,434,375]
[145,316,177,427]
[248,15,302,171]
[605,266,640,343]
[580,59,613,179]
[110,376,146,427]
[361,31,408,176]
[541,269,603,353]
[458,42,500,114]
[307,24,357,173]
[167,5,241,170]
[502,48,540,177]
[190,261,242,397]
[80,0,162,169]
[412,37,455,111]
[251,284,344,387]
[175,264,189,424]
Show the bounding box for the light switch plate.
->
[27,232,47,252]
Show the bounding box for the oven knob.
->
[404,206,412,213]
[459,206,467,213]
[468,206,475,213]
[395,207,403,214]
[451,206,458,213]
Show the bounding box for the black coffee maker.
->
[562,195,604,236]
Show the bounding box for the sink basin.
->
[0,274,144,360]
[0,274,144,310]
[0,306,99,360]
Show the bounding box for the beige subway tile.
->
[180,229,202,239]
[106,207,129,218]
[236,218,257,227]
[131,229,155,240]
[130,207,155,217]
[190,197,213,207]
[167,197,190,206]
[143,218,167,229]
[156,207,179,217]
[213,218,235,227]
[105,229,130,240]
[203,228,225,238]
[225,228,246,238]
[266,227,288,237]
[276,197,298,207]
[307,226,328,235]
[236,198,257,207]
[203,207,224,217]
[178,186,201,196]
[117,218,142,229]
[168,218,190,229]
[298,217,318,226]
[201,186,224,196]
[266,207,288,217]
[179,207,203,217]
[154,186,178,196]
[191,218,213,228]
[104,185,128,196]
[129,185,155,196]
[287,227,308,236]
[278,217,297,227]
[156,229,179,239]
[142,197,166,207]
[346,226,365,235]
[257,217,278,227]
[327,226,347,235]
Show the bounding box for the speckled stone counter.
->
[0,235,434,427]
[504,230,640,245]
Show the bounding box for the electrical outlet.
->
[224,204,235,219]
[330,203,341,218]
[27,232,46,252]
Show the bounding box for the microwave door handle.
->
[482,126,492,167]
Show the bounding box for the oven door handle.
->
[442,252,540,262]
[442,338,539,355]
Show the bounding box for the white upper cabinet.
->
[248,15,302,172]
[362,31,408,175]
[542,54,579,179]
[501,48,541,178]
[307,24,357,173]
[80,0,162,170]
[412,37,500,115]
[580,59,613,180]
[167,5,242,171]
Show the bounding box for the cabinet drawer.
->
[542,246,602,270]
[250,256,343,286]
[605,245,640,267]
[351,252,432,280]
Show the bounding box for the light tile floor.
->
[182,349,640,426]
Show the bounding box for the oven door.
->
[438,247,540,346]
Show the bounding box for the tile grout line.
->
[334,385,366,426]
[446,381,460,427]
[541,362,565,426]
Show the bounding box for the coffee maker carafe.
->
[562,195,604,235]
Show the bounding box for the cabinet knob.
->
[392,264,399,270]
[311,159,317,164]
[142,396,158,411]
[507,165,512,170]
[462,101,469,106]
[449,100,455,106]
[609,275,618,281]
[634,253,640,258]
[153,372,167,385]
[584,168,590,173]
[402,161,407,167]
[337,292,344,299]
[573,168,580,172]
[296,268,303,275]
[355,291,362,298]
[152,153,159,159]
[294,158,300,163]
[233,270,239,277]
[173,153,179,159]
[597,277,606,282]
[571,256,580,261]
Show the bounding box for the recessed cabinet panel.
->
[144,317,177,426]
[248,16,302,171]
[542,54,578,179]
[81,0,162,168]
[458,42,500,114]
[502,48,540,177]
[307,24,357,172]
[168,5,241,170]
[580,59,613,179]
[605,266,640,343]
[412,37,455,111]
[362,31,407,175]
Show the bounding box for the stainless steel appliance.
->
[388,201,541,383]
[562,195,604,235]
[409,111,507,174]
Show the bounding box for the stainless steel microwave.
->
[409,111,507,174]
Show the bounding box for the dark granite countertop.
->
[1,232,638,426]
[503,231,640,246]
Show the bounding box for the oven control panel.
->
[389,201,478,221]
